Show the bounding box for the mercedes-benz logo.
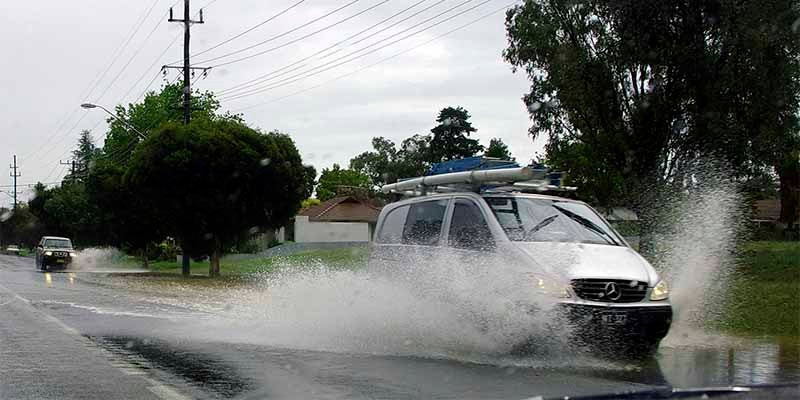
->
[604,282,622,301]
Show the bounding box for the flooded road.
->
[1,254,797,399]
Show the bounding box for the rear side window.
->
[377,205,410,244]
[402,199,448,246]
[448,199,495,251]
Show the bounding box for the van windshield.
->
[485,197,622,246]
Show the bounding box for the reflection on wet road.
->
[1,254,798,399]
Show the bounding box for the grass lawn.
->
[127,246,369,278]
[718,241,800,338]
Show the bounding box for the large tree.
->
[125,120,306,276]
[504,0,799,226]
[70,130,100,179]
[485,138,514,161]
[102,81,240,164]
[316,164,371,201]
[426,106,484,163]
[350,135,431,189]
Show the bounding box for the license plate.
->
[55,259,65,264]
[601,313,627,325]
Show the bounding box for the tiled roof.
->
[298,196,382,223]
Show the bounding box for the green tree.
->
[27,182,102,246]
[316,164,371,201]
[125,120,306,276]
[301,165,317,200]
[504,0,799,226]
[350,135,432,189]
[350,137,399,188]
[84,159,161,266]
[485,138,514,161]
[426,107,483,163]
[102,81,240,164]
[0,205,42,248]
[71,130,100,177]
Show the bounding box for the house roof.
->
[298,196,382,223]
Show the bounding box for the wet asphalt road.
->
[1,254,798,399]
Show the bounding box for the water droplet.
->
[260,158,271,166]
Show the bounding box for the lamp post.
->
[80,103,146,140]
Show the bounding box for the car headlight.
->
[534,276,572,299]
[650,280,669,301]
[45,251,53,256]
[69,252,77,257]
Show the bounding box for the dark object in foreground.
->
[542,383,800,400]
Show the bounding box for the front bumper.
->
[557,301,672,347]
[43,255,72,268]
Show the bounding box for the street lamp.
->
[80,103,146,140]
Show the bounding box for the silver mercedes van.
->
[368,190,672,355]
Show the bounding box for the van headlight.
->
[650,280,669,301]
[534,276,572,299]
[69,252,77,257]
[45,251,53,256]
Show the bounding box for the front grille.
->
[571,279,647,303]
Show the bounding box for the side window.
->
[402,199,448,246]
[448,199,495,251]
[377,205,410,244]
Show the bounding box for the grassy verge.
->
[718,241,799,338]
[123,246,369,278]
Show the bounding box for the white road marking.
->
[0,276,192,400]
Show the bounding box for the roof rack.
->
[380,158,576,196]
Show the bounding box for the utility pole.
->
[9,155,20,209]
[60,159,77,182]
[165,0,209,125]
[165,0,209,276]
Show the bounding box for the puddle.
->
[657,338,800,387]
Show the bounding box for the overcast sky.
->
[0,0,541,207]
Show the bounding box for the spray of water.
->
[651,170,745,345]
[185,251,571,363]
[70,247,131,271]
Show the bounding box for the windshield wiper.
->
[525,214,559,238]
[552,204,618,245]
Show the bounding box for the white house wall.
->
[294,216,371,243]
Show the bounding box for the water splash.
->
[187,252,569,360]
[651,172,745,343]
[71,247,129,271]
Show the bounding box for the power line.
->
[216,0,441,96]
[190,0,308,60]
[232,1,515,113]
[17,1,164,163]
[189,0,364,66]
[218,0,475,99]
[92,0,168,104]
[221,0,487,102]
[207,0,394,68]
